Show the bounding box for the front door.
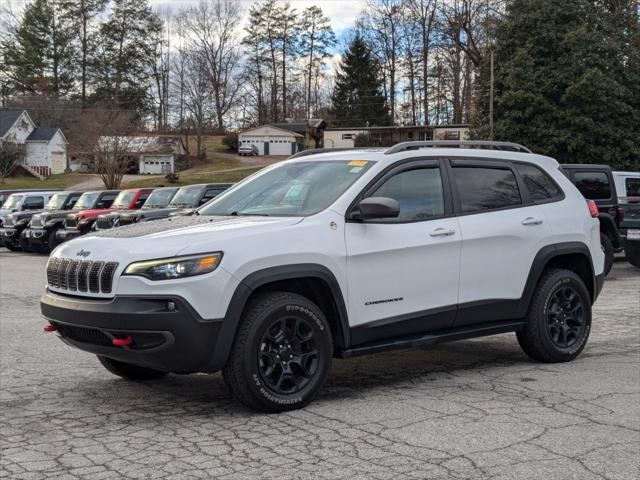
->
[345,159,461,345]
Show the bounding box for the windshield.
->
[112,191,136,208]
[73,192,100,210]
[2,194,23,209]
[143,188,177,208]
[46,194,67,210]
[168,185,205,207]
[199,160,374,217]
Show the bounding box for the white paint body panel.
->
[46,148,604,326]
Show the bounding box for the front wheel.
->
[97,356,168,381]
[517,268,591,363]
[223,292,333,412]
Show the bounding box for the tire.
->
[97,356,168,381]
[625,242,640,268]
[600,233,614,276]
[517,268,591,363]
[5,243,20,251]
[222,292,333,413]
[47,230,60,253]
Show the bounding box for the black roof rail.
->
[287,148,356,160]
[384,140,532,154]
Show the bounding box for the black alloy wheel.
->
[545,285,586,348]
[258,316,319,395]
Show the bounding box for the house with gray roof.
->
[0,109,68,177]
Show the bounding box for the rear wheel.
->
[625,242,640,268]
[222,292,333,412]
[600,233,614,276]
[517,268,591,363]
[97,356,168,381]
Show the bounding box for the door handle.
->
[429,227,455,237]
[522,217,543,226]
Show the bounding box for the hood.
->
[33,209,72,221]
[53,215,303,260]
[0,208,17,219]
[10,210,44,221]
[124,207,182,221]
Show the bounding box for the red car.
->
[56,188,154,244]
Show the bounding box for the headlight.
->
[123,252,222,280]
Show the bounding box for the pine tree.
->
[58,0,108,106]
[472,0,640,169]
[1,0,75,96]
[331,36,390,127]
[89,0,161,113]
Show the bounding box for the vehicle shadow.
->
[70,336,531,415]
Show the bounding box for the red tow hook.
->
[44,323,56,332]
[112,336,133,347]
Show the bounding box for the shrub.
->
[222,132,239,151]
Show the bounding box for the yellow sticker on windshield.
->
[348,161,368,167]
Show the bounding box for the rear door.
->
[449,159,552,326]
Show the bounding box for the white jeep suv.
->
[41,141,605,412]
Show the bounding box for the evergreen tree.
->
[89,0,161,113]
[331,36,390,127]
[1,0,75,96]
[58,0,108,106]
[472,0,640,169]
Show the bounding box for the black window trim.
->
[345,157,455,224]
[511,160,565,206]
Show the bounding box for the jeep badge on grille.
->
[76,249,91,257]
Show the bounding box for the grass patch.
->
[125,166,264,188]
[0,173,88,190]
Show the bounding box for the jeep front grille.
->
[3,217,14,227]
[65,216,78,228]
[31,216,42,228]
[95,217,114,229]
[47,258,118,294]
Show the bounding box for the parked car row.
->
[0,183,232,254]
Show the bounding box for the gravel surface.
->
[1,251,638,480]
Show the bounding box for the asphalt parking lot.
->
[1,250,638,480]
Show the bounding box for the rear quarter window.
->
[514,163,563,203]
[573,171,611,200]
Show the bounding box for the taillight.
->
[587,200,599,218]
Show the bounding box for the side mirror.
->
[353,197,400,220]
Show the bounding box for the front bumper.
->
[56,228,84,242]
[41,290,224,373]
[0,226,25,248]
[26,228,48,248]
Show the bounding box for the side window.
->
[573,171,611,200]
[135,193,149,208]
[515,163,563,203]
[66,195,80,209]
[625,178,640,197]
[97,194,116,209]
[23,196,44,210]
[453,166,522,213]
[201,188,223,204]
[368,167,445,222]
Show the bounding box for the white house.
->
[238,125,304,156]
[0,109,68,176]
[97,136,187,174]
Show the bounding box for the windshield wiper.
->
[228,211,270,217]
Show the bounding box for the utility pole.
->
[489,49,494,140]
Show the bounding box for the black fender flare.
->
[516,241,596,319]
[597,213,621,248]
[203,264,350,373]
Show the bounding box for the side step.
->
[338,320,524,358]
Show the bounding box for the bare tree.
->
[408,0,436,124]
[179,0,243,130]
[82,110,136,189]
[182,48,213,159]
[0,142,24,182]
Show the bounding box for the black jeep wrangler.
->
[561,164,621,275]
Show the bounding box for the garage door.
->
[269,140,293,156]
[142,157,172,174]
